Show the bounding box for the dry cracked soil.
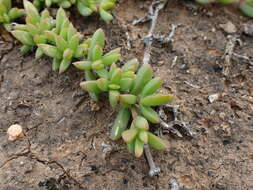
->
[0,0,253,190]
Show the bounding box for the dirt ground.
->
[0,0,253,189]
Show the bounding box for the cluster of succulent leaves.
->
[0,0,24,30]
[33,0,117,22]
[11,1,90,73]
[72,29,172,157]
[10,3,172,157]
[195,0,253,18]
[77,0,117,21]
[11,0,55,57]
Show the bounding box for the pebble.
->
[7,124,24,141]
[220,21,237,34]
[208,94,219,103]
[243,25,253,37]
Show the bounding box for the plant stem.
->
[142,0,167,65]
[144,144,161,176]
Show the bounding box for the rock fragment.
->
[208,94,219,103]
[243,25,253,37]
[220,22,237,34]
[7,124,24,141]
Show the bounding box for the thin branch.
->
[153,24,179,43]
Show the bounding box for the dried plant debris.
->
[159,105,195,137]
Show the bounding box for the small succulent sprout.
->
[134,138,144,157]
[133,116,149,130]
[73,28,120,78]
[77,0,117,22]
[32,0,74,10]
[124,129,169,157]
[11,0,55,56]
[0,0,25,30]
[122,116,169,158]
[37,8,88,73]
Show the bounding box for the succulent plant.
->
[195,0,253,18]
[77,0,117,22]
[122,116,169,157]
[38,8,90,73]
[11,0,55,56]
[0,0,25,30]
[79,61,173,157]
[32,0,117,22]
[73,28,172,157]
[33,0,74,9]
[73,29,121,79]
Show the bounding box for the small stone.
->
[7,124,24,141]
[223,139,231,146]
[243,25,253,37]
[208,94,219,103]
[219,112,226,120]
[220,21,237,34]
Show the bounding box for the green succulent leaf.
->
[135,138,144,158]
[141,77,162,97]
[122,128,138,143]
[240,1,253,18]
[110,107,131,140]
[11,30,34,46]
[80,80,101,93]
[97,78,109,91]
[131,64,153,95]
[140,94,174,106]
[122,58,139,72]
[72,60,92,70]
[110,68,122,84]
[59,58,71,74]
[109,90,120,108]
[147,132,169,151]
[133,116,149,130]
[120,78,134,92]
[52,58,61,71]
[89,29,105,59]
[99,7,113,22]
[139,105,160,124]
[38,44,62,59]
[119,94,137,105]
[85,70,99,101]
[138,131,148,144]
